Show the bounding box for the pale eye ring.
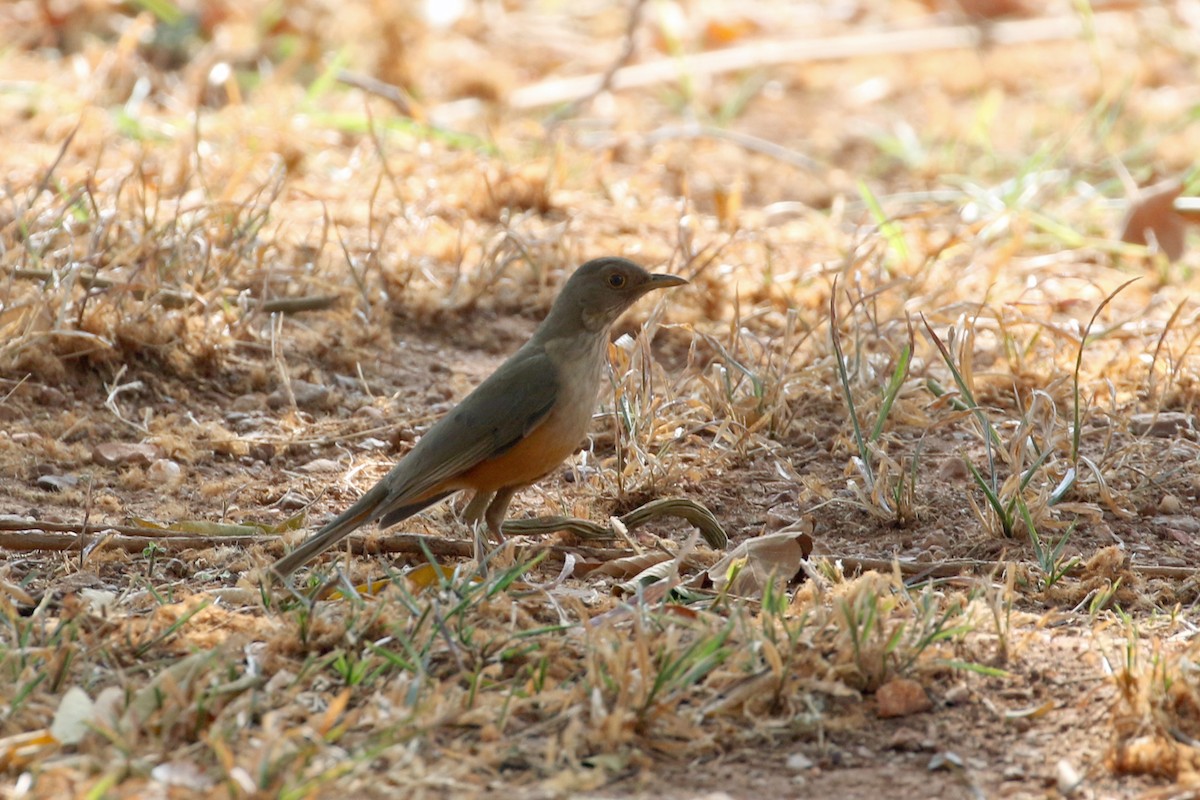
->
[608,273,627,288]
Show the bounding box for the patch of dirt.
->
[3,1,1200,797]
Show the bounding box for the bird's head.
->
[546,257,687,334]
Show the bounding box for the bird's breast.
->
[457,335,606,492]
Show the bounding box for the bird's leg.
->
[462,490,494,527]
[483,486,518,543]
[462,490,495,564]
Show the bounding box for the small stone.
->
[267,380,332,410]
[928,751,964,772]
[1056,758,1083,796]
[1151,516,1200,533]
[876,677,932,718]
[943,683,971,705]
[300,458,342,474]
[1002,764,1026,781]
[1164,528,1191,546]
[147,459,182,486]
[887,726,929,752]
[247,442,276,463]
[785,753,814,771]
[937,456,969,481]
[92,442,163,467]
[11,432,41,445]
[276,491,310,511]
[1159,494,1183,514]
[36,386,67,406]
[1130,411,1196,437]
[229,393,267,413]
[354,404,385,420]
[37,474,78,492]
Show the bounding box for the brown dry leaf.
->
[1119,178,1187,262]
[121,652,216,731]
[706,525,814,599]
[315,688,352,737]
[703,17,760,47]
[0,730,57,771]
[0,578,34,607]
[49,687,94,746]
[615,558,683,596]
[588,551,673,580]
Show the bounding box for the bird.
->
[271,257,687,579]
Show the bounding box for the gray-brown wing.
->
[374,348,559,515]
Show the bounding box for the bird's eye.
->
[607,273,627,289]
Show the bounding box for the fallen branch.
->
[825,555,1197,581]
[0,531,276,554]
[4,519,1188,581]
[502,13,1129,110]
[0,518,265,539]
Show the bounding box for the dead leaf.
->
[705,526,815,599]
[50,687,95,745]
[1119,178,1187,262]
[315,688,352,737]
[588,551,673,579]
[0,730,56,771]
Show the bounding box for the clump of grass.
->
[1106,619,1200,781]
[829,279,920,526]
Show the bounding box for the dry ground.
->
[2,1,1200,798]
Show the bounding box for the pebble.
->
[876,677,932,718]
[785,753,814,771]
[943,683,971,705]
[300,458,342,473]
[276,491,310,511]
[92,442,163,467]
[37,474,78,492]
[229,393,267,412]
[887,726,930,751]
[937,456,970,481]
[147,459,182,486]
[1056,758,1084,796]
[247,442,276,462]
[354,405,385,420]
[267,380,332,410]
[1130,411,1195,437]
[1158,494,1182,514]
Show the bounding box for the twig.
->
[0,518,679,565]
[644,123,822,172]
[545,0,649,124]
[11,268,196,307]
[31,121,80,202]
[336,69,421,118]
[0,531,276,553]
[258,295,341,314]
[0,518,275,539]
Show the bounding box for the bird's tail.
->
[270,483,455,579]
[270,482,392,579]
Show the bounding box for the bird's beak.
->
[645,273,688,291]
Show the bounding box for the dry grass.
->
[3,0,1200,796]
